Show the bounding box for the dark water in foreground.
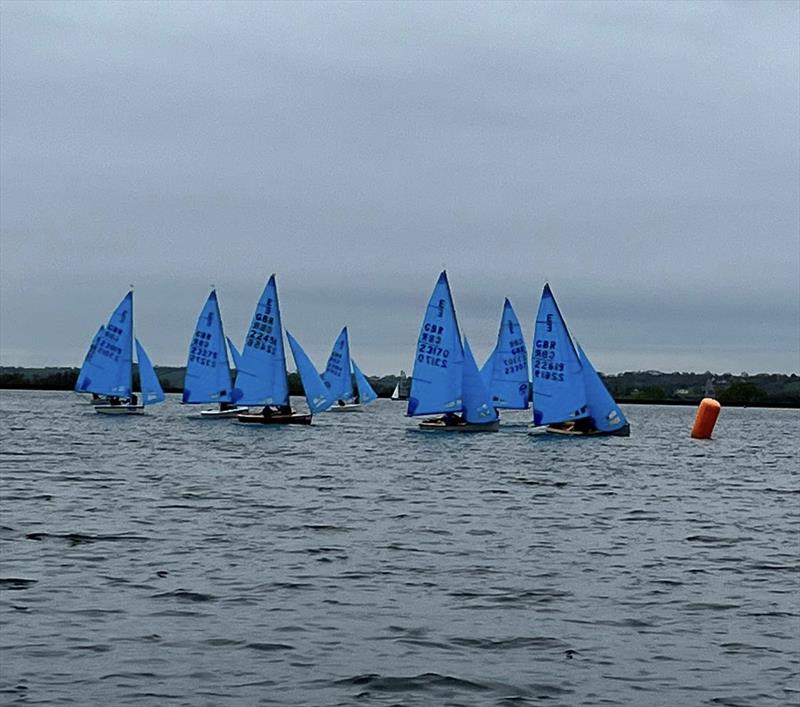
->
[0,391,798,706]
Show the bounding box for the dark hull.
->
[237,413,312,425]
[545,423,630,437]
[418,418,499,433]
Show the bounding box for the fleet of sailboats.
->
[73,275,630,436]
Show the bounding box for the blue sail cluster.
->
[75,273,627,434]
[405,271,629,434]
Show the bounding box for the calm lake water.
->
[0,390,798,706]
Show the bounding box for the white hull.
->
[199,406,249,418]
[328,403,364,413]
[95,404,145,415]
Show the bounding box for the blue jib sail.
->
[286,331,333,414]
[480,298,529,409]
[78,291,134,398]
[462,338,498,424]
[577,343,629,433]
[532,284,587,425]
[322,326,353,401]
[226,336,243,371]
[135,339,165,405]
[231,275,289,406]
[407,271,465,416]
[182,290,233,404]
[352,360,378,404]
[75,325,105,392]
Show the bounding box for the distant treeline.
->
[1,366,798,407]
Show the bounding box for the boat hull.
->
[544,423,630,437]
[418,418,499,432]
[328,404,364,413]
[237,413,312,425]
[199,406,249,419]
[95,404,145,415]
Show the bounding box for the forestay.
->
[286,331,333,414]
[531,284,587,425]
[182,290,233,404]
[322,327,353,401]
[407,271,465,416]
[480,298,529,409]
[352,360,378,404]
[74,325,105,393]
[577,344,628,433]
[462,338,498,424]
[77,292,134,398]
[232,275,290,406]
[135,339,165,405]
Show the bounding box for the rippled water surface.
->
[1,391,798,706]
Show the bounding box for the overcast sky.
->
[1,0,798,375]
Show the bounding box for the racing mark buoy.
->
[691,398,721,439]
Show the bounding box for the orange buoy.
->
[691,398,721,439]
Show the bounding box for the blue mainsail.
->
[577,344,629,433]
[407,271,465,416]
[135,339,165,405]
[286,331,333,414]
[182,290,233,403]
[227,336,243,371]
[78,291,134,397]
[480,298,529,409]
[322,326,353,401]
[352,360,378,404]
[462,338,498,424]
[231,275,290,406]
[531,284,587,425]
[75,325,105,392]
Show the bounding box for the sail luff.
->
[75,325,105,392]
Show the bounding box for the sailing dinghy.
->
[75,291,165,415]
[182,290,248,418]
[531,284,629,436]
[322,327,378,412]
[233,275,333,425]
[480,298,530,412]
[407,271,498,432]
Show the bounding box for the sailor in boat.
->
[219,401,237,412]
[260,404,293,417]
